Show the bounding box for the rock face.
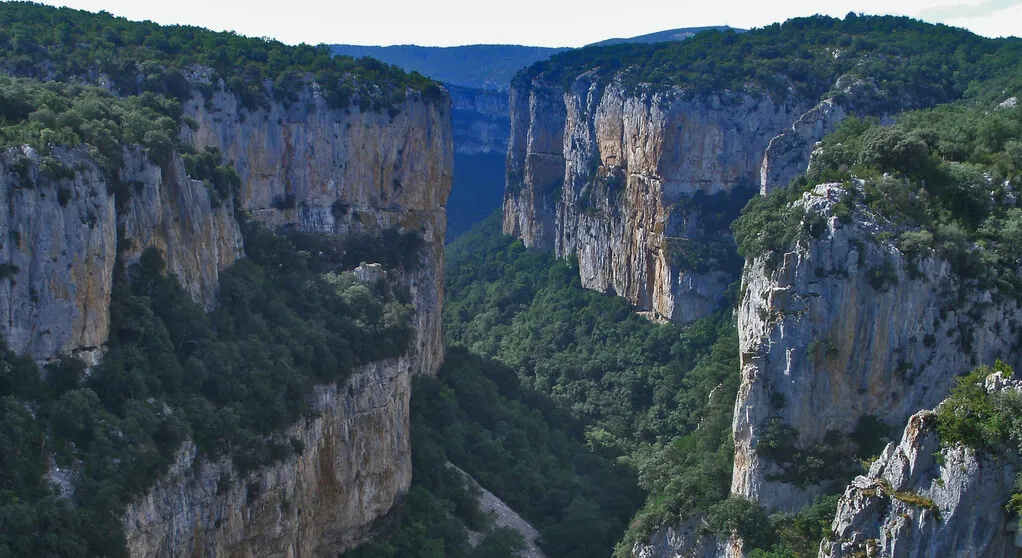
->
[733,184,1021,513]
[758,98,848,195]
[123,357,413,558]
[0,146,242,364]
[119,86,451,556]
[633,516,729,558]
[502,76,847,323]
[182,84,452,376]
[821,378,1022,557]
[2,81,452,557]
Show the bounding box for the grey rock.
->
[821,397,1021,557]
[733,184,1021,513]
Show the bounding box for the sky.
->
[33,0,1022,47]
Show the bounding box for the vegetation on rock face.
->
[518,14,1022,106]
[0,1,445,111]
[0,223,418,556]
[932,362,1022,526]
[734,81,1022,299]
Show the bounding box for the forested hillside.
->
[520,15,1021,104]
[0,1,444,109]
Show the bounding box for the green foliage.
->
[747,495,840,558]
[0,2,444,111]
[444,215,741,553]
[933,362,1022,527]
[0,222,419,555]
[182,147,240,208]
[406,348,642,557]
[755,416,883,488]
[935,361,1013,451]
[865,259,898,292]
[519,14,1022,106]
[732,178,817,270]
[736,83,1022,302]
[707,496,775,549]
[0,75,181,177]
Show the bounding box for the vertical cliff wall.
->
[123,357,413,558]
[117,86,452,557]
[504,76,822,322]
[2,80,452,557]
[0,146,243,365]
[733,184,1021,513]
[182,86,452,376]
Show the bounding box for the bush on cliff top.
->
[0,75,182,177]
[518,14,1022,106]
[0,1,445,111]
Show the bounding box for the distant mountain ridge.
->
[330,44,568,90]
[585,25,739,47]
[330,27,735,91]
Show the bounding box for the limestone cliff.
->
[820,374,1022,557]
[0,145,242,365]
[633,516,728,558]
[733,184,1021,513]
[182,83,452,376]
[502,74,859,323]
[118,85,451,556]
[123,357,412,558]
[2,79,452,556]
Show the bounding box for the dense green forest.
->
[442,215,739,554]
[519,14,1022,109]
[0,2,444,110]
[433,215,851,557]
[0,222,421,556]
[346,347,642,557]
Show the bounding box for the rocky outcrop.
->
[633,516,725,558]
[0,146,242,364]
[122,357,412,558]
[182,84,452,376]
[758,98,848,195]
[504,77,815,322]
[820,376,1022,557]
[733,184,1021,513]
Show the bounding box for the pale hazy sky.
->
[34,0,1022,47]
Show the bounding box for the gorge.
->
[3,5,1022,558]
